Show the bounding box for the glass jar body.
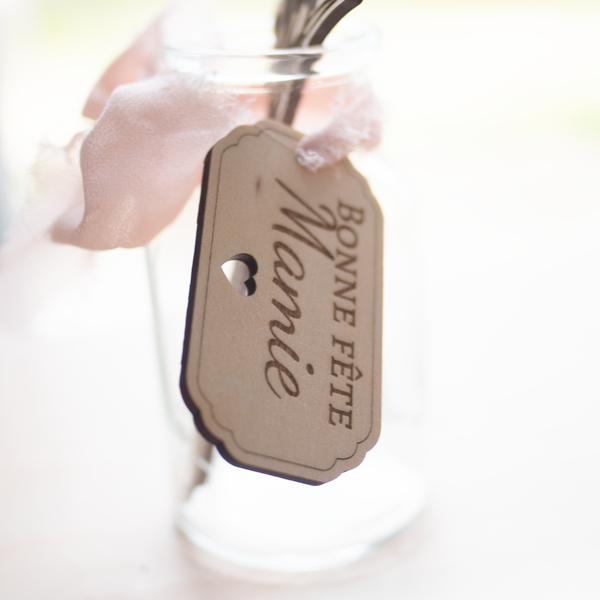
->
[147,16,425,572]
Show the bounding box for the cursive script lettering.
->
[273,179,336,259]
[265,181,337,398]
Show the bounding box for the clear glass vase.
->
[146,15,425,573]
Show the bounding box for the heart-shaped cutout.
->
[221,254,258,297]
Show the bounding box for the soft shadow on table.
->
[171,510,433,596]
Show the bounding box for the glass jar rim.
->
[163,15,379,60]
[162,16,379,89]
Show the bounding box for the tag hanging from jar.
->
[180,120,383,485]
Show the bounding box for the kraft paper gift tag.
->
[181,120,383,485]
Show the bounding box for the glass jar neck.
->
[163,16,379,91]
[161,16,379,133]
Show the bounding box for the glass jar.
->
[146,15,425,573]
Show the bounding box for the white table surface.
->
[1,2,600,598]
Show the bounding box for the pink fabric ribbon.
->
[0,7,382,327]
[47,10,382,251]
[5,7,382,257]
[52,73,240,250]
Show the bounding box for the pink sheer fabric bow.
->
[0,6,383,328]
[47,10,382,251]
[0,2,381,326]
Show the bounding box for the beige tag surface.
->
[181,120,383,485]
